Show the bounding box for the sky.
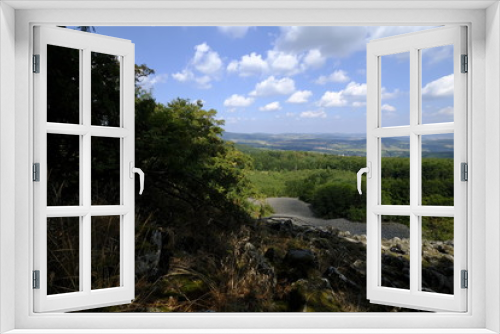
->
[94,26,455,134]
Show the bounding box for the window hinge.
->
[33,163,40,182]
[461,270,468,289]
[33,54,40,73]
[33,270,40,289]
[461,54,468,73]
[461,162,468,181]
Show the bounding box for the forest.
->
[46,37,456,311]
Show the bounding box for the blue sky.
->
[94,26,454,134]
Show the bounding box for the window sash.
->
[32,26,136,313]
[366,26,468,312]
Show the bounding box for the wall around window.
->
[0,2,16,333]
[485,2,500,333]
[0,2,497,333]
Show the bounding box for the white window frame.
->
[366,26,467,312]
[0,1,499,333]
[33,26,136,312]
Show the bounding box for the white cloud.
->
[217,26,251,39]
[381,87,400,100]
[223,94,254,107]
[367,26,437,41]
[227,49,325,78]
[267,50,301,76]
[138,73,168,89]
[381,104,396,112]
[275,26,367,58]
[437,106,454,115]
[172,43,223,89]
[227,53,268,77]
[318,91,347,107]
[352,101,366,108]
[285,112,296,117]
[343,81,367,97]
[287,90,312,104]
[270,26,435,62]
[195,75,212,89]
[259,101,282,111]
[315,70,350,85]
[250,76,296,96]
[422,45,453,65]
[300,110,327,118]
[303,49,326,69]
[172,69,194,82]
[192,43,222,75]
[422,74,454,98]
[317,81,367,108]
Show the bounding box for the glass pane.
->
[47,45,80,124]
[381,52,410,127]
[421,45,454,124]
[91,52,121,127]
[47,134,80,206]
[47,217,80,295]
[381,215,410,289]
[421,216,454,294]
[91,137,121,205]
[91,216,120,290]
[421,134,454,206]
[381,137,410,205]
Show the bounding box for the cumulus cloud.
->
[422,45,453,65]
[271,26,435,61]
[227,49,326,77]
[422,74,454,98]
[172,69,194,82]
[259,101,282,111]
[317,81,367,108]
[367,26,436,41]
[217,26,251,39]
[343,81,367,97]
[267,51,301,76]
[381,87,400,100]
[287,90,312,104]
[437,106,454,115]
[303,49,326,69]
[300,109,327,118]
[315,70,350,85]
[137,73,168,90]
[223,94,254,107]
[352,101,366,108]
[275,26,367,58]
[172,43,223,89]
[192,43,222,75]
[227,53,268,77]
[318,91,347,107]
[381,104,396,112]
[250,76,296,96]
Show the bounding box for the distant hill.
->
[223,132,454,158]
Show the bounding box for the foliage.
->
[241,146,454,228]
[134,96,256,229]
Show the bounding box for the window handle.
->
[357,162,371,195]
[129,162,145,195]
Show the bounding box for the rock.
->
[243,243,275,276]
[264,248,275,261]
[343,237,360,244]
[244,242,256,251]
[312,238,331,249]
[287,278,341,312]
[285,249,316,267]
[324,266,359,288]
